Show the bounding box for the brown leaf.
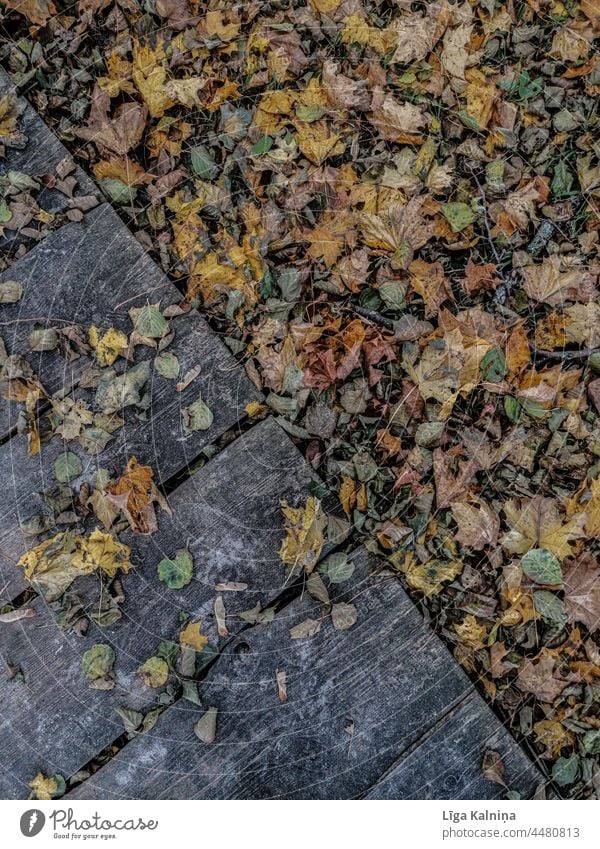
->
[76,88,147,157]
[2,0,56,26]
[482,750,506,787]
[563,554,600,631]
[517,652,568,703]
[451,497,500,551]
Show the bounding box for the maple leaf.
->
[279,496,326,575]
[2,0,56,26]
[360,196,435,267]
[88,325,127,366]
[105,457,171,534]
[294,119,344,166]
[517,651,568,704]
[132,38,175,119]
[369,92,427,143]
[180,621,209,652]
[28,772,60,801]
[521,256,598,306]
[563,553,600,631]
[393,552,462,598]
[389,0,450,64]
[18,530,132,600]
[501,496,586,561]
[454,615,487,650]
[76,87,147,157]
[451,497,500,551]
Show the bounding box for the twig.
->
[468,164,503,266]
[347,304,394,330]
[533,347,599,361]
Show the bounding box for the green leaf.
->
[134,304,167,338]
[379,280,407,311]
[480,347,507,383]
[99,178,136,205]
[551,161,573,197]
[521,549,562,586]
[154,352,180,379]
[138,656,169,688]
[582,729,600,755]
[190,145,219,180]
[182,396,214,432]
[81,644,115,689]
[441,202,476,232]
[95,361,150,413]
[504,396,522,423]
[251,136,273,156]
[157,549,194,589]
[320,552,355,584]
[552,754,578,787]
[54,451,83,483]
[0,200,13,223]
[533,590,567,627]
[295,104,326,123]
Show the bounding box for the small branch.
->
[348,304,395,330]
[533,347,599,361]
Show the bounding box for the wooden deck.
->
[0,69,545,800]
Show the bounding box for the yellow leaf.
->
[71,529,132,578]
[464,70,497,129]
[132,38,175,119]
[340,12,391,54]
[18,530,132,599]
[180,621,209,652]
[501,496,586,561]
[254,90,293,135]
[244,401,266,418]
[97,52,135,98]
[454,615,487,650]
[309,0,341,14]
[395,552,462,598]
[88,325,128,366]
[0,94,19,140]
[28,772,58,801]
[279,496,326,575]
[294,119,345,166]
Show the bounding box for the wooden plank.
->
[365,691,543,800]
[0,204,259,599]
[0,418,320,799]
[67,548,476,800]
[0,66,98,257]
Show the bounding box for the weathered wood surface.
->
[0,203,259,600]
[68,548,544,800]
[0,67,97,252]
[365,691,542,800]
[0,418,321,799]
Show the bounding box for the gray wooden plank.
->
[365,691,543,800]
[0,66,98,257]
[0,202,176,434]
[0,204,259,600]
[68,547,475,800]
[0,418,319,799]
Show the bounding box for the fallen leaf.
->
[279,496,326,575]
